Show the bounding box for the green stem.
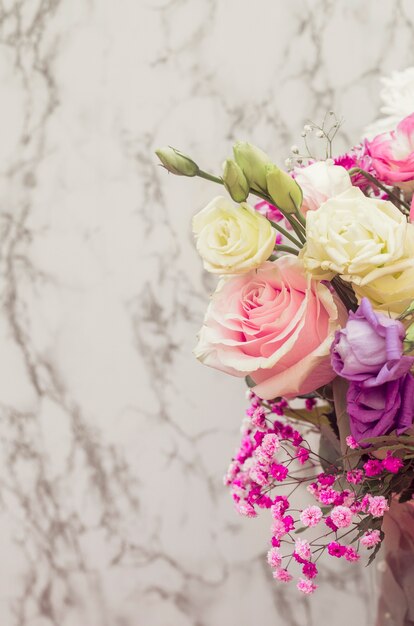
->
[197,170,224,184]
[196,169,304,248]
[268,219,303,248]
[273,244,300,256]
[349,168,411,214]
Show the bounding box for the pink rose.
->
[194,256,347,399]
[365,112,414,192]
[294,161,352,215]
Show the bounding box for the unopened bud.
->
[222,159,249,202]
[266,164,303,214]
[155,146,199,176]
[233,141,271,193]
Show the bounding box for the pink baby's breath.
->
[300,505,323,528]
[297,578,317,594]
[267,547,282,568]
[273,568,293,583]
[330,506,353,528]
[295,539,311,561]
[361,529,381,548]
[367,496,389,518]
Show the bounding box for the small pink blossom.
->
[325,516,338,531]
[236,500,257,517]
[346,469,364,485]
[318,487,337,505]
[260,433,280,458]
[271,496,289,519]
[327,542,346,558]
[363,459,383,477]
[300,505,323,528]
[382,454,404,474]
[283,515,295,532]
[346,435,360,450]
[344,546,360,562]
[317,473,336,487]
[249,464,269,487]
[330,506,353,528]
[302,561,318,579]
[361,529,382,548]
[305,397,317,411]
[269,463,289,481]
[267,547,282,568]
[295,539,311,561]
[251,407,266,429]
[273,568,293,583]
[367,496,389,518]
[272,518,287,539]
[307,482,320,497]
[297,578,317,594]
[296,447,310,465]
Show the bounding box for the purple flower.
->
[331,298,414,387]
[347,373,414,444]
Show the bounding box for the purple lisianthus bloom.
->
[331,297,414,387]
[347,374,414,444]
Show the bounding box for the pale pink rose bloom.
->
[194,256,347,400]
[365,112,414,192]
[294,161,352,215]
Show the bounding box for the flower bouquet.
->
[156,110,414,609]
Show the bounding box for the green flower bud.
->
[155,146,199,176]
[233,141,271,192]
[222,159,249,202]
[266,164,303,213]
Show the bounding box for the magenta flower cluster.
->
[224,392,396,594]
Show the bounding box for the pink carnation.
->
[297,578,317,594]
[361,529,382,548]
[300,505,323,528]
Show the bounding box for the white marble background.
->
[0,0,413,624]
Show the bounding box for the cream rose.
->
[294,161,352,215]
[353,263,414,316]
[192,196,276,274]
[302,187,412,284]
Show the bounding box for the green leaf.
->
[332,377,351,457]
[366,531,385,567]
[245,376,257,388]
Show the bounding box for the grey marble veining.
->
[0,0,412,624]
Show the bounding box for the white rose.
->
[192,196,276,274]
[353,224,414,317]
[294,161,352,214]
[302,187,413,284]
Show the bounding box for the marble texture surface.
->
[0,0,413,624]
